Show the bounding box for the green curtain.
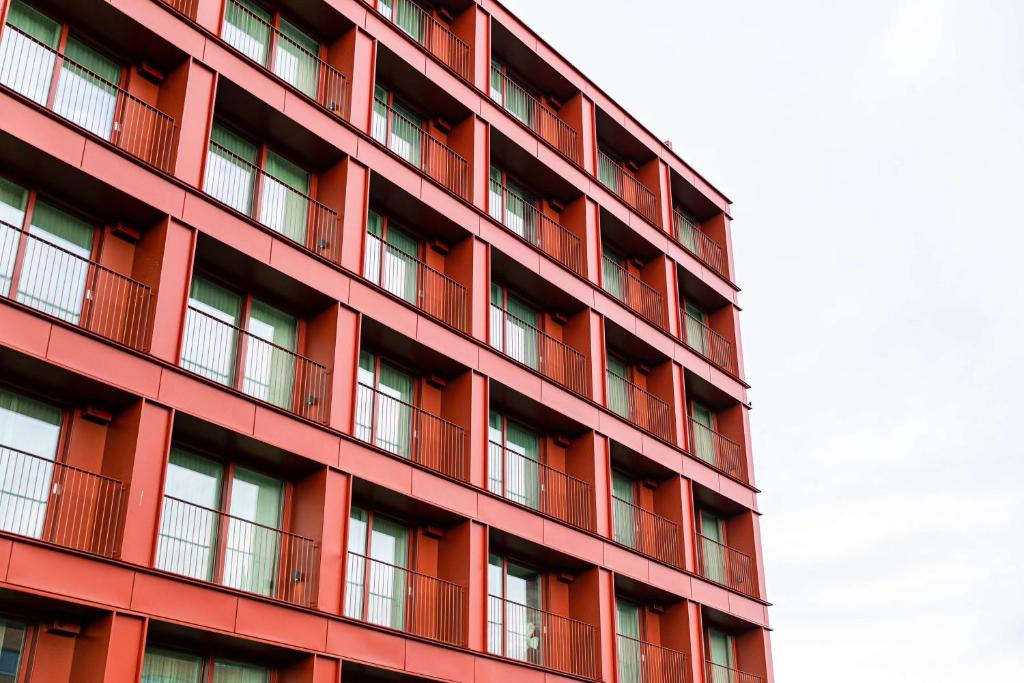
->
[489,59,504,103]
[602,249,624,300]
[700,510,727,583]
[598,153,620,192]
[377,361,414,457]
[389,99,423,167]
[274,19,319,98]
[140,648,203,683]
[502,73,531,125]
[708,629,734,682]
[611,470,635,549]
[0,386,60,539]
[393,0,423,41]
[243,299,298,410]
[487,411,504,495]
[20,201,93,324]
[260,150,309,244]
[364,208,384,285]
[504,561,542,662]
[606,355,630,418]
[212,661,269,683]
[488,166,504,223]
[183,277,241,385]
[0,620,25,683]
[504,293,539,369]
[675,208,699,253]
[371,84,390,145]
[222,0,272,66]
[691,402,717,466]
[504,178,536,242]
[206,124,258,216]
[505,420,540,510]
[382,223,418,304]
[685,302,708,355]
[224,466,283,597]
[344,505,369,619]
[0,177,27,297]
[616,599,642,683]
[369,515,409,630]
[157,448,223,581]
[55,37,119,139]
[0,1,60,105]
[489,283,504,353]
[354,351,376,443]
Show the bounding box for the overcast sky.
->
[502,0,1024,679]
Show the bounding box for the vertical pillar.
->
[704,211,734,282]
[640,254,677,338]
[564,308,602,401]
[451,4,490,92]
[566,431,607,536]
[448,115,489,211]
[307,304,360,434]
[133,217,195,364]
[157,58,215,188]
[292,467,348,615]
[561,195,600,286]
[332,158,370,275]
[441,369,487,489]
[561,93,597,175]
[445,235,487,342]
[439,519,487,651]
[687,601,705,683]
[69,612,147,682]
[329,27,376,132]
[679,476,697,572]
[569,566,615,682]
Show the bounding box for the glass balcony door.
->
[708,629,736,683]
[488,411,541,510]
[616,598,643,683]
[17,201,94,324]
[242,299,298,411]
[488,555,543,664]
[377,0,423,40]
[181,277,242,385]
[205,125,259,217]
[490,284,539,369]
[0,177,27,295]
[602,248,625,299]
[691,402,718,465]
[606,355,630,418]
[141,648,204,683]
[222,466,283,597]
[700,510,728,584]
[0,1,60,105]
[611,470,637,549]
[356,351,415,458]
[685,302,709,355]
[0,387,61,539]
[155,448,224,582]
[372,85,423,167]
[222,0,272,67]
[345,506,410,630]
[364,209,419,305]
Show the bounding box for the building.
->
[0,0,773,681]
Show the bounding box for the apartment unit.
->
[0,0,772,681]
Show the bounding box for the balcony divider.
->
[487,441,593,531]
[705,661,763,683]
[687,417,747,482]
[696,533,757,597]
[345,551,463,646]
[487,594,597,679]
[673,209,725,277]
[611,496,681,567]
[367,0,470,80]
[489,305,589,396]
[597,150,659,225]
[617,634,690,683]
[0,25,177,171]
[489,68,579,163]
[489,180,583,275]
[602,256,665,329]
[681,309,737,375]
[606,371,673,442]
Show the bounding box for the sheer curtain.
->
[700,510,727,584]
[182,277,242,385]
[691,402,717,467]
[354,351,377,444]
[606,355,630,419]
[602,249,625,301]
[243,299,297,410]
[140,648,203,683]
[381,224,418,304]
[155,448,223,581]
[0,387,61,539]
[684,302,708,355]
[0,176,28,297]
[371,85,390,146]
[19,201,93,324]
[376,362,413,457]
[0,1,61,105]
[504,294,539,370]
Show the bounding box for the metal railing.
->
[156,495,319,606]
[617,634,690,683]
[606,371,673,442]
[602,256,665,328]
[221,0,349,118]
[487,441,593,531]
[0,25,177,171]
[354,383,466,481]
[371,98,469,198]
[0,219,153,351]
[597,150,659,225]
[489,180,583,275]
[0,442,125,558]
[489,305,589,396]
[687,417,746,482]
[364,232,467,332]
[673,209,725,277]
[681,310,737,375]
[705,661,762,683]
[204,140,341,263]
[157,0,198,20]
[696,534,756,597]
[368,0,470,80]
[345,551,463,646]
[487,594,597,679]
[611,496,681,566]
[489,67,578,163]
[180,306,330,424]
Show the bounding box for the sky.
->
[501,0,1024,679]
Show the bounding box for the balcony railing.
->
[0,25,177,171]
[489,180,583,275]
[489,67,579,163]
[705,661,762,683]
[180,306,330,424]
[0,443,125,558]
[0,219,153,351]
[606,371,673,442]
[673,209,725,277]
[204,140,341,263]
[681,310,737,375]
[597,150,659,225]
[371,98,469,199]
[617,634,690,683]
[157,0,198,21]
[368,0,471,80]
[687,417,747,482]
[365,232,467,332]
[697,534,756,597]
[487,595,597,679]
[345,551,463,646]
[611,496,681,567]
[487,441,593,531]
[602,256,665,328]
[156,495,319,606]
[489,305,589,396]
[354,383,466,481]
[221,0,349,117]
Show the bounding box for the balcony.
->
[0,219,153,351]
[354,383,466,481]
[489,179,583,275]
[180,306,331,423]
[368,0,470,80]
[697,534,756,597]
[597,150,659,225]
[487,441,593,531]
[156,495,319,606]
[158,0,198,20]
[489,67,578,164]
[687,417,746,482]
[204,140,342,263]
[673,209,725,277]
[617,634,690,683]
[705,661,762,683]
[607,371,673,442]
[611,496,681,566]
[371,97,469,198]
[0,442,125,558]
[0,25,177,171]
[365,231,468,331]
[489,305,589,396]
[602,256,665,329]
[487,594,598,679]
[681,309,737,375]
[345,551,464,646]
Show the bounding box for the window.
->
[377,0,424,41]
[684,301,708,355]
[611,470,636,549]
[690,401,717,466]
[0,620,26,683]
[490,284,539,369]
[707,629,736,680]
[141,647,270,683]
[355,351,415,458]
[602,248,625,300]
[674,207,700,253]
[488,554,543,663]
[598,151,621,193]
[615,598,642,683]
[155,446,285,598]
[488,411,541,509]
[372,85,423,166]
[700,510,727,584]
[345,506,410,630]
[489,59,531,125]
[364,209,419,304]
[488,167,538,242]
[606,354,631,419]
[0,387,61,539]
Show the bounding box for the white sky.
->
[501,0,1024,679]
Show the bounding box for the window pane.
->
[157,448,223,581]
[504,420,540,509]
[18,201,93,324]
[503,295,538,368]
[205,125,258,216]
[243,300,297,409]
[368,515,408,629]
[223,467,283,597]
[274,19,319,98]
[182,278,241,385]
[0,177,28,297]
[0,387,60,539]
[598,153,619,191]
[380,223,418,304]
[371,85,389,145]
[611,471,635,548]
[344,505,369,619]
[354,351,376,443]
[487,411,503,494]
[141,648,203,683]
[364,209,384,285]
[54,37,119,139]
[388,100,422,166]
[0,1,60,105]
[489,59,503,103]
[213,661,269,683]
[259,151,309,244]
[606,355,630,418]
[375,362,413,457]
[393,0,423,40]
[222,0,272,66]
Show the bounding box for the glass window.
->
[0,1,61,105]
[213,660,270,683]
[223,466,283,597]
[205,124,259,217]
[602,248,625,300]
[243,299,298,410]
[691,402,717,466]
[222,0,272,66]
[344,505,369,619]
[490,285,539,369]
[345,507,409,630]
[501,559,542,663]
[354,352,415,458]
[488,166,504,223]
[502,177,536,241]
[611,471,636,548]
[487,412,541,509]
[141,648,204,683]
[372,85,423,167]
[685,302,708,355]
[371,84,390,146]
[18,201,94,324]
[383,0,423,41]
[700,510,727,583]
[181,277,242,385]
[0,387,61,539]
[274,19,319,98]
[598,153,620,192]
[615,599,642,683]
[0,177,28,297]
[365,211,418,304]
[259,150,309,244]
[606,355,630,418]
[156,448,223,581]
[708,629,735,675]
[0,620,26,683]
[53,37,120,139]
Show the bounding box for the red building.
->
[0,0,773,681]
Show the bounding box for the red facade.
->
[0,0,772,681]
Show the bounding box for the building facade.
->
[0,0,773,681]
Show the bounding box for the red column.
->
[561,195,601,286]
[157,58,216,188]
[564,308,603,401]
[133,217,195,365]
[680,476,697,573]
[292,467,349,615]
[448,115,489,210]
[567,431,610,537]
[282,655,342,683]
[329,26,376,132]
[561,93,597,175]
[335,158,370,275]
[441,369,487,489]
[569,566,615,682]
[451,4,490,92]
[686,601,706,683]
[315,305,360,435]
